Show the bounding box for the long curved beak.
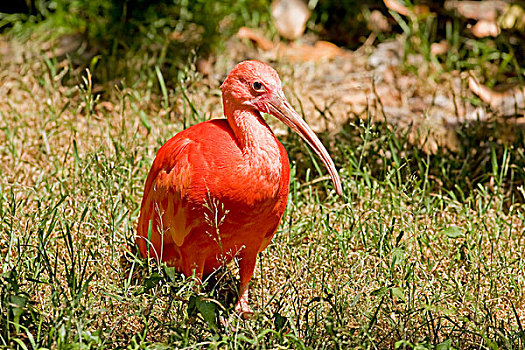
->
[264,89,343,196]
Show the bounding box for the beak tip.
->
[334,179,343,197]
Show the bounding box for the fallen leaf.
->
[97,101,114,112]
[430,40,449,56]
[469,77,525,116]
[237,27,346,62]
[500,4,525,31]
[383,0,429,18]
[170,31,182,40]
[271,0,310,40]
[280,41,346,62]
[471,20,501,38]
[413,5,430,16]
[237,27,275,51]
[444,0,508,21]
[368,10,391,33]
[383,0,411,16]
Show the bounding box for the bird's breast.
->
[243,140,283,196]
[191,141,286,216]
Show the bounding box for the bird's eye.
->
[252,81,264,91]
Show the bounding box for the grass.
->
[1,4,525,348]
[0,0,273,84]
[390,5,524,88]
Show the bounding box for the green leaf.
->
[392,248,405,265]
[436,339,452,350]
[371,287,388,296]
[142,272,163,292]
[391,287,405,301]
[395,340,413,349]
[9,294,26,307]
[188,295,218,331]
[443,226,465,239]
[163,266,177,283]
[188,295,198,316]
[196,298,218,331]
[274,312,288,332]
[9,294,28,333]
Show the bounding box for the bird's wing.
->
[136,134,199,258]
[136,120,237,258]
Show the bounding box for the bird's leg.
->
[235,282,252,318]
[235,254,257,319]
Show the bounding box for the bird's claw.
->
[235,298,254,319]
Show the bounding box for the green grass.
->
[388,4,524,88]
[0,0,272,85]
[1,14,525,349]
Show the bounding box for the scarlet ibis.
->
[137,60,342,317]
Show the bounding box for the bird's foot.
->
[234,295,254,319]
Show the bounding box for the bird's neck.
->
[225,106,282,181]
[226,107,272,149]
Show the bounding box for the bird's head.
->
[221,60,343,196]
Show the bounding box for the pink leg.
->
[235,253,257,319]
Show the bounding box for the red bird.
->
[137,60,342,317]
